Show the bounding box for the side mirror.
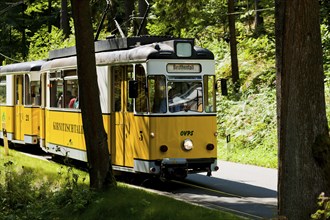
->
[221,79,228,96]
[129,80,138,98]
[217,79,228,96]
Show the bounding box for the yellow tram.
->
[0,61,45,145]
[1,37,220,179]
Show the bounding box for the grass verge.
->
[0,147,242,220]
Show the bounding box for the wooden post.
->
[2,126,9,156]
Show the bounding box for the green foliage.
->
[311,193,330,220]
[0,149,241,220]
[27,25,75,61]
[321,24,330,79]
[217,86,277,168]
[147,0,218,37]
[0,157,93,220]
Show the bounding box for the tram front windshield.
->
[167,81,202,113]
[148,75,215,114]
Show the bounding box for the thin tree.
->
[70,0,116,189]
[138,0,148,35]
[60,0,70,39]
[275,0,330,219]
[253,0,265,36]
[228,0,239,92]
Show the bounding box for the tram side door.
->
[14,75,24,141]
[112,66,134,168]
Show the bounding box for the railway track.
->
[168,179,273,219]
[116,174,276,219]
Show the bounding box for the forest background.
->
[1,0,329,168]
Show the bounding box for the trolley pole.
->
[2,126,9,156]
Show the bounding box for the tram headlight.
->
[183,139,193,151]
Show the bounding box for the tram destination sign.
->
[167,63,201,73]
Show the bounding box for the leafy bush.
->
[0,160,94,220]
[311,192,330,219]
[214,33,277,168]
[27,25,76,61]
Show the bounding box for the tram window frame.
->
[50,78,63,108]
[64,75,79,109]
[24,75,41,106]
[112,66,122,112]
[135,65,148,113]
[126,65,134,112]
[29,81,41,106]
[148,75,166,113]
[204,75,216,113]
[24,75,31,105]
[0,76,6,104]
[168,80,203,113]
[49,70,79,109]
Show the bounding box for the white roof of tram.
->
[0,60,45,74]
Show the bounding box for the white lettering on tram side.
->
[53,122,84,134]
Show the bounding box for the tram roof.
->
[0,60,45,74]
[43,36,214,70]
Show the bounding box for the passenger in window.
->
[57,92,63,107]
[168,84,182,112]
[73,96,79,109]
[65,90,73,107]
[68,89,77,108]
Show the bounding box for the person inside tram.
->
[69,89,78,108]
[57,92,63,107]
[168,83,182,112]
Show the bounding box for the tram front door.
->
[14,75,24,141]
[112,65,134,168]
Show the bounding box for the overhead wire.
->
[0,1,24,16]
[0,52,23,63]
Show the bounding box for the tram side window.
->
[24,75,31,105]
[25,75,41,106]
[64,77,79,109]
[50,78,63,108]
[0,76,6,104]
[135,65,147,113]
[50,70,79,109]
[204,75,216,113]
[113,67,122,112]
[148,75,166,113]
[126,66,134,112]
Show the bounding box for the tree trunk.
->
[138,0,148,35]
[70,0,116,190]
[275,0,330,219]
[48,0,52,33]
[124,0,135,35]
[228,0,240,92]
[60,0,70,39]
[254,0,265,36]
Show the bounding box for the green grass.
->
[0,147,242,220]
[72,185,237,220]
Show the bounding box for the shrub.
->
[311,192,330,220]
[0,161,94,220]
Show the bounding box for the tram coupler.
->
[160,158,188,180]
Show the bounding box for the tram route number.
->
[180,130,194,136]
